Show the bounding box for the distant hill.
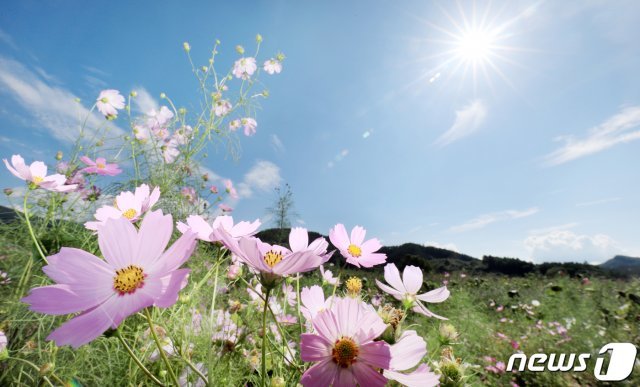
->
[600,255,640,275]
[256,228,633,278]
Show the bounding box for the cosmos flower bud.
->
[256,34,263,43]
[439,323,460,343]
[130,91,137,97]
[55,151,63,160]
[235,45,245,55]
[39,362,55,376]
[201,66,208,72]
[178,107,187,115]
[270,377,285,387]
[160,92,166,99]
[3,188,12,196]
[183,42,191,52]
[276,53,286,62]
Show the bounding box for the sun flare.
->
[456,29,495,63]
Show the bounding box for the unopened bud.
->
[256,34,263,43]
[39,362,54,376]
[270,377,285,387]
[130,91,137,97]
[276,53,286,62]
[178,107,187,115]
[160,92,166,99]
[201,66,208,72]
[235,45,245,55]
[183,42,191,52]
[55,151,63,161]
[3,188,13,196]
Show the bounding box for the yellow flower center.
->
[113,265,145,295]
[96,162,106,169]
[345,277,362,296]
[347,244,362,258]
[122,208,137,220]
[332,337,359,368]
[263,250,284,268]
[32,176,44,184]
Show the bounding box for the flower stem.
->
[179,352,208,385]
[144,308,180,386]
[261,286,271,387]
[115,330,164,386]
[23,191,48,264]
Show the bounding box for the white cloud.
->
[132,87,159,114]
[238,160,282,198]
[525,230,622,264]
[270,134,285,154]
[450,207,539,232]
[435,99,487,146]
[529,222,579,235]
[543,105,640,165]
[327,148,349,168]
[425,241,459,252]
[0,56,125,143]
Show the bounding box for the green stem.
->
[179,352,208,385]
[115,330,164,386]
[261,287,272,387]
[144,308,180,386]
[23,190,48,264]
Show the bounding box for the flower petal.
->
[289,227,309,252]
[300,333,332,362]
[98,217,138,268]
[416,286,450,303]
[329,223,350,250]
[350,225,367,246]
[389,330,426,371]
[402,265,423,295]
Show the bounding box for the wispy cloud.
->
[528,222,579,235]
[543,105,640,165]
[0,56,124,143]
[525,230,621,264]
[434,99,487,147]
[237,160,282,198]
[450,207,539,232]
[0,28,17,50]
[270,134,285,154]
[132,87,159,114]
[327,149,349,168]
[425,241,459,252]
[576,197,621,207]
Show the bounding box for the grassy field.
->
[1,219,639,386]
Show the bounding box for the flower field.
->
[0,36,638,387]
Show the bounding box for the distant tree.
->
[266,183,299,233]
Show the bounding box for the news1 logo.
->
[506,342,638,381]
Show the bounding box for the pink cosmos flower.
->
[180,187,197,204]
[214,100,232,117]
[210,185,218,194]
[79,156,122,176]
[146,106,174,133]
[227,263,241,280]
[96,89,125,119]
[384,330,440,387]
[300,297,391,387]
[329,224,387,268]
[229,119,241,131]
[240,118,257,136]
[4,155,77,192]
[219,203,233,213]
[376,263,450,319]
[300,285,331,321]
[172,125,193,146]
[163,142,180,164]
[224,179,238,199]
[232,57,257,79]
[282,282,297,307]
[263,59,282,75]
[289,227,332,262]
[85,184,160,231]
[213,234,324,285]
[319,264,339,286]
[22,210,196,348]
[177,215,260,242]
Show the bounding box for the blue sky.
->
[1,0,639,263]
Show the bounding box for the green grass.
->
[1,220,639,386]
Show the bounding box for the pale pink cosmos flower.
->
[79,156,122,176]
[162,142,180,164]
[263,59,282,75]
[229,119,241,131]
[96,89,125,119]
[180,187,197,204]
[133,124,150,141]
[4,155,77,192]
[224,179,238,199]
[376,263,450,319]
[146,106,174,133]
[329,224,387,268]
[232,57,257,79]
[85,184,160,231]
[227,263,241,280]
[240,118,257,136]
[210,185,218,194]
[282,282,297,307]
[300,297,391,387]
[22,210,196,348]
[177,215,260,242]
[212,234,325,286]
[219,203,233,213]
[384,330,440,387]
[300,285,331,321]
[214,100,232,117]
[289,227,332,263]
[319,264,339,286]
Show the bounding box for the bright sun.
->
[456,29,494,63]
